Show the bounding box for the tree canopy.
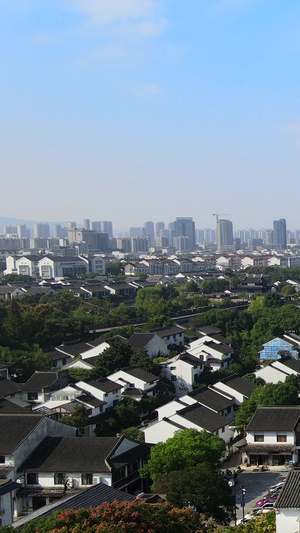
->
[140,429,225,490]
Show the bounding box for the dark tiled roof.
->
[180,353,203,366]
[247,406,300,432]
[189,386,235,412]
[121,366,158,383]
[198,325,222,335]
[83,379,122,393]
[209,333,231,345]
[177,404,228,432]
[56,343,92,357]
[0,378,22,397]
[279,355,300,373]
[275,470,300,509]
[129,333,156,351]
[109,442,151,468]
[0,414,44,454]
[21,372,59,392]
[0,466,14,479]
[203,341,232,355]
[19,437,119,473]
[218,374,256,397]
[153,325,185,338]
[0,479,20,496]
[77,395,105,408]
[12,483,136,529]
[0,398,30,413]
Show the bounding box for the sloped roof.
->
[12,483,136,529]
[21,372,59,392]
[218,374,256,397]
[82,379,122,393]
[120,366,158,383]
[247,406,300,432]
[19,436,119,473]
[128,333,156,351]
[189,386,235,412]
[0,378,22,396]
[0,414,44,454]
[275,470,299,509]
[176,403,228,432]
[279,355,300,373]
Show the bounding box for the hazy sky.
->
[2,0,300,230]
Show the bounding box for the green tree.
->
[60,404,89,433]
[140,429,225,490]
[157,463,234,523]
[129,349,158,373]
[120,426,145,442]
[92,339,134,378]
[2,299,23,344]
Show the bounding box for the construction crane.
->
[213,213,233,224]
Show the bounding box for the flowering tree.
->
[21,502,217,533]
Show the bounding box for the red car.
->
[255,495,278,507]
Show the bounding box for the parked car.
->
[268,481,285,494]
[255,495,278,507]
[253,501,276,512]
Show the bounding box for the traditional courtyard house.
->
[160,353,204,395]
[243,406,300,466]
[17,436,151,513]
[128,333,169,358]
[108,366,159,400]
[212,374,256,405]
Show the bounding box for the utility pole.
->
[241,486,246,522]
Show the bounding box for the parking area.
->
[233,470,289,521]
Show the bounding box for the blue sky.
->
[2,0,300,231]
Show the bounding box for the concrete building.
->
[273,218,287,250]
[173,217,196,252]
[33,223,50,239]
[216,219,234,252]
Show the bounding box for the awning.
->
[244,444,294,454]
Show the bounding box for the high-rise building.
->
[53,224,68,239]
[4,225,17,235]
[33,223,50,239]
[144,221,155,245]
[100,221,113,238]
[216,219,233,252]
[155,222,165,242]
[17,224,29,238]
[129,227,144,238]
[173,217,196,251]
[83,219,91,230]
[273,218,287,250]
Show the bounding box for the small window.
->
[54,473,65,485]
[28,392,38,401]
[254,434,264,442]
[171,376,177,381]
[0,456,5,464]
[27,473,38,485]
[81,473,93,485]
[277,435,287,442]
[222,426,225,433]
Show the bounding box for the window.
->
[27,473,38,485]
[227,407,232,414]
[54,473,65,485]
[171,376,177,381]
[277,435,287,442]
[254,434,264,442]
[28,392,38,401]
[222,426,225,433]
[81,473,93,485]
[0,456,5,464]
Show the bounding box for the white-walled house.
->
[17,436,151,514]
[128,333,169,358]
[160,353,203,396]
[0,413,76,517]
[186,336,233,371]
[213,375,256,405]
[143,399,235,447]
[243,406,300,466]
[75,380,122,410]
[275,470,300,533]
[108,366,159,398]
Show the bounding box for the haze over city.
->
[2,1,300,227]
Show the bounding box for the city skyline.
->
[2,1,300,227]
